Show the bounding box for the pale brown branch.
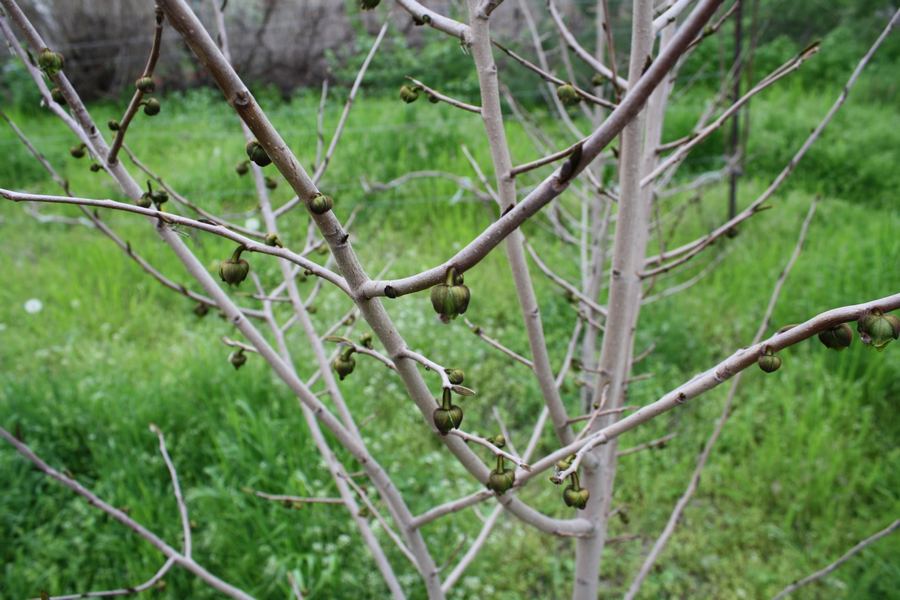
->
[771,520,900,600]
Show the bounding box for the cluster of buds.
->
[229,348,247,370]
[432,388,463,435]
[857,309,899,351]
[69,143,86,159]
[332,346,356,381]
[430,267,470,321]
[486,436,515,495]
[37,47,64,77]
[556,83,581,107]
[219,246,250,286]
[308,193,334,215]
[556,456,589,509]
[399,84,420,104]
[246,140,271,167]
[358,0,381,9]
[137,180,168,209]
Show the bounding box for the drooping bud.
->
[590,73,605,87]
[37,48,64,76]
[235,160,249,176]
[757,350,782,373]
[193,302,210,317]
[151,190,168,206]
[332,352,356,380]
[265,176,278,190]
[399,84,420,104]
[428,93,439,104]
[563,484,590,509]
[308,193,333,215]
[245,140,271,167]
[264,232,283,247]
[218,246,251,286]
[445,368,465,385]
[817,323,853,351]
[137,192,153,208]
[135,76,155,93]
[556,83,580,106]
[229,349,247,370]
[143,98,161,116]
[486,464,515,494]
[358,0,381,9]
[108,119,120,131]
[857,309,896,351]
[50,87,66,105]
[89,163,102,172]
[69,144,86,159]
[430,267,470,320]
[432,388,463,435]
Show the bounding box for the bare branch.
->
[0,426,253,600]
[771,520,900,600]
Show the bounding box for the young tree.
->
[1,0,898,598]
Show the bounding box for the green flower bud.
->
[193,302,210,317]
[491,434,506,448]
[137,192,153,208]
[817,323,853,351]
[245,140,271,166]
[69,144,86,159]
[308,193,333,215]
[445,368,465,385]
[399,84,420,104]
[332,354,356,380]
[135,76,155,93]
[427,93,439,104]
[235,160,249,176]
[89,163,102,172]
[219,247,251,286]
[757,351,782,373]
[360,332,374,349]
[37,48,64,76]
[591,73,605,87]
[486,466,515,494]
[430,268,470,319]
[143,98,161,116]
[50,87,66,105]
[358,0,380,9]
[563,485,590,509]
[264,232,283,247]
[229,349,247,370]
[108,119,120,131]
[556,83,580,106]
[432,389,463,435]
[858,309,896,351]
[265,176,278,190]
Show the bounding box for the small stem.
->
[441,388,452,410]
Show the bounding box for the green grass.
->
[0,84,898,600]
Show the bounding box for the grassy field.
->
[0,80,898,600]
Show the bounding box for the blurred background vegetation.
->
[1,1,898,599]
